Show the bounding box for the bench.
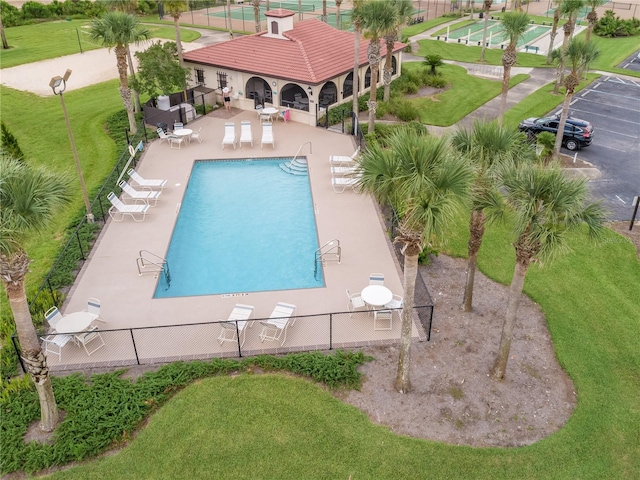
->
[524,45,540,54]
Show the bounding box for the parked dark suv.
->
[518,115,594,151]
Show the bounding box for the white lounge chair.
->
[331,165,359,176]
[156,127,176,145]
[346,289,366,317]
[331,176,359,193]
[107,192,150,222]
[329,146,360,165]
[119,180,161,206]
[259,302,296,346]
[127,169,167,190]
[221,122,236,149]
[239,121,253,148]
[261,122,274,149]
[217,304,255,347]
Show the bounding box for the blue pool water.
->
[154,159,324,298]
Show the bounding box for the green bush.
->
[0,351,371,474]
[594,10,640,37]
[390,98,420,121]
[1,121,25,161]
[375,101,391,119]
[424,73,448,88]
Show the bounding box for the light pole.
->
[49,69,94,223]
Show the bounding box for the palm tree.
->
[383,0,413,102]
[490,162,605,380]
[336,0,344,29]
[479,0,492,62]
[252,0,262,32]
[497,10,529,125]
[350,0,366,117]
[553,38,600,158]
[0,157,72,432]
[227,0,234,39]
[585,0,606,42]
[1,15,9,49]
[358,0,396,133]
[451,121,533,312]
[164,1,189,65]
[553,0,584,94]
[322,0,327,22]
[423,54,444,75]
[546,0,563,65]
[357,128,473,393]
[89,12,151,134]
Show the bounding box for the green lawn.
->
[41,218,640,479]
[0,20,200,68]
[402,62,528,126]
[502,73,600,130]
[416,39,551,67]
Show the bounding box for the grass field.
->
[402,62,529,126]
[0,20,200,68]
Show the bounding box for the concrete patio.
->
[47,110,426,370]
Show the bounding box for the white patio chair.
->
[369,273,385,286]
[107,192,150,222]
[384,294,403,310]
[86,297,106,323]
[41,333,73,361]
[169,136,184,149]
[74,325,105,356]
[127,169,167,190]
[346,289,366,317]
[239,121,253,148]
[119,180,161,206]
[259,302,296,346]
[261,123,274,149]
[44,306,63,331]
[173,122,184,131]
[373,309,393,331]
[217,304,255,347]
[255,104,263,118]
[157,128,178,145]
[329,146,360,165]
[222,122,236,149]
[190,126,203,143]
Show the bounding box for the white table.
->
[54,311,95,334]
[261,107,278,121]
[173,128,193,142]
[361,285,393,307]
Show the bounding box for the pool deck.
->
[49,109,423,370]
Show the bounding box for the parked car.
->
[518,115,594,151]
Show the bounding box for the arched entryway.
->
[319,81,338,108]
[245,77,272,107]
[342,72,360,99]
[280,83,309,111]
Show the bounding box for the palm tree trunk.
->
[383,35,394,102]
[174,16,184,65]
[353,28,360,116]
[490,257,529,380]
[546,9,560,65]
[462,209,485,312]
[116,46,137,134]
[0,16,9,49]
[553,87,574,158]
[336,0,342,29]
[5,275,59,432]
[479,13,490,62]
[395,247,420,393]
[368,63,378,133]
[497,63,512,125]
[227,0,234,39]
[126,46,141,113]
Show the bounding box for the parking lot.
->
[554,75,640,221]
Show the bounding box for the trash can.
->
[156,122,168,133]
[479,12,484,19]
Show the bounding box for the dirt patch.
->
[337,255,577,447]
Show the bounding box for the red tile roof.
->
[183,19,405,85]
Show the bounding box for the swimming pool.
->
[154,159,324,298]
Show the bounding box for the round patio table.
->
[361,285,393,307]
[54,311,94,334]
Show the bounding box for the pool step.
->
[279,158,308,176]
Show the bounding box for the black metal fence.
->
[19,305,434,372]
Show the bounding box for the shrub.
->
[375,101,391,119]
[594,10,640,37]
[20,1,54,19]
[1,121,24,161]
[424,73,448,88]
[390,98,420,121]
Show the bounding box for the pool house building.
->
[183,8,405,125]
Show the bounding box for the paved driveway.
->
[554,75,640,221]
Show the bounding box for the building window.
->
[217,71,228,90]
[195,68,205,85]
[271,21,278,34]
